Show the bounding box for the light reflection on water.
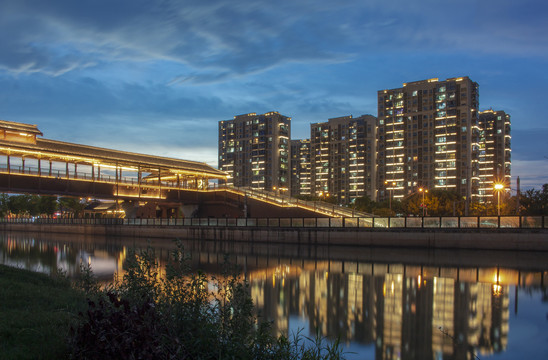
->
[1,232,547,360]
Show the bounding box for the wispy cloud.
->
[512,159,548,190]
[2,0,546,81]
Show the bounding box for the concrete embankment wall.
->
[2,223,547,251]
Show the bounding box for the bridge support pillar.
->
[138,165,142,199]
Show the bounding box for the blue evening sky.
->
[1,0,547,189]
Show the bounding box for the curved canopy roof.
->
[0,120,226,178]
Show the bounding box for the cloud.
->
[2,0,546,83]
[512,159,548,190]
[0,0,354,80]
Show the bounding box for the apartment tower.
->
[377,77,480,203]
[218,112,291,191]
[290,139,311,196]
[478,110,511,201]
[310,115,376,205]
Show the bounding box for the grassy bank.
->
[1,243,345,359]
[0,265,86,360]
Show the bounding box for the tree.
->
[353,195,396,216]
[468,201,489,216]
[27,195,42,216]
[2,194,58,217]
[354,195,376,213]
[58,197,87,217]
[7,195,32,215]
[520,184,548,215]
[426,190,461,216]
[39,196,58,216]
[0,194,9,217]
[400,190,463,216]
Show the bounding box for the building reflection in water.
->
[1,233,545,359]
[247,263,513,360]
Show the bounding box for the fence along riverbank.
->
[1,215,547,251]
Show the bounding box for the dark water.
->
[1,231,547,360]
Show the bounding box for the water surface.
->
[1,232,547,360]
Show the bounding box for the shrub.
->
[70,240,345,360]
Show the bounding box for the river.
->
[1,231,547,359]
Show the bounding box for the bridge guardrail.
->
[1,215,546,230]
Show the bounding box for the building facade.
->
[290,139,311,196]
[310,115,376,205]
[218,112,291,191]
[377,77,480,203]
[478,110,511,202]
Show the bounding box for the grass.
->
[0,265,86,360]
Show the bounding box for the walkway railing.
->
[226,186,372,218]
[0,165,214,190]
[2,215,547,230]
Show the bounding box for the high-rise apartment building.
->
[290,139,311,196]
[218,112,291,191]
[310,115,376,205]
[377,77,480,203]
[478,110,511,201]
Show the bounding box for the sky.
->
[1,0,547,190]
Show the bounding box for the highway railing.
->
[2,215,547,230]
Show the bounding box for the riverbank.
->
[0,256,346,360]
[0,265,85,360]
[2,222,548,251]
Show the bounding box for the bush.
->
[70,241,345,360]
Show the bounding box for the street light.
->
[318,191,329,201]
[419,187,428,217]
[384,180,396,211]
[494,183,504,216]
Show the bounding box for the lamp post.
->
[419,187,428,217]
[385,181,396,211]
[319,191,329,201]
[494,183,504,216]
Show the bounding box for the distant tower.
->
[218,112,291,192]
